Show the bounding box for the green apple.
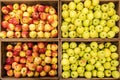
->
[97,50,105,58]
[62,42,69,50]
[111,14,119,21]
[63,64,70,71]
[83,19,90,27]
[104,48,111,57]
[95,61,102,68]
[69,56,76,64]
[94,10,102,19]
[107,8,115,16]
[78,72,84,77]
[79,59,87,66]
[62,4,68,10]
[97,71,104,78]
[111,52,118,60]
[74,0,81,4]
[106,57,112,62]
[105,70,111,77]
[79,51,85,57]
[111,60,119,67]
[101,4,109,12]
[62,21,68,26]
[85,47,91,53]
[62,10,69,18]
[74,47,81,54]
[95,25,103,32]
[108,2,115,8]
[99,43,104,49]
[77,66,85,74]
[62,53,69,59]
[87,12,94,20]
[110,66,117,71]
[77,2,83,11]
[82,31,90,39]
[100,32,107,38]
[92,18,100,26]
[74,19,82,26]
[99,57,106,63]
[64,17,71,23]
[83,53,91,60]
[112,71,120,79]
[62,32,69,38]
[61,25,69,32]
[79,13,86,20]
[100,20,107,26]
[90,50,97,57]
[111,26,119,34]
[84,71,92,79]
[89,25,95,31]
[103,62,111,69]
[61,58,70,66]
[84,0,91,8]
[90,42,98,50]
[97,66,104,71]
[78,42,86,50]
[69,10,77,18]
[107,31,115,38]
[68,24,76,31]
[69,2,76,10]
[66,49,74,57]
[101,12,108,20]
[109,44,117,52]
[70,42,77,49]
[76,26,84,34]
[71,71,78,78]
[103,26,110,32]
[105,42,111,48]
[85,64,94,71]
[92,70,97,77]
[88,58,96,64]
[62,71,70,78]
[90,30,98,38]
[82,8,89,14]
[92,0,99,6]
[94,5,100,11]
[107,19,115,27]
[69,31,76,38]
[71,64,77,71]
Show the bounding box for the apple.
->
[2,21,9,29]
[0,31,7,38]
[45,57,51,64]
[36,23,44,31]
[6,51,13,57]
[21,67,28,77]
[4,64,11,71]
[29,31,37,38]
[47,15,54,23]
[21,31,29,38]
[13,3,19,10]
[34,71,39,77]
[37,31,44,38]
[52,64,57,70]
[32,45,39,52]
[14,64,22,72]
[43,65,51,73]
[40,70,46,77]
[97,71,104,78]
[6,57,13,65]
[51,29,58,38]
[29,24,36,31]
[112,71,120,78]
[26,50,32,56]
[84,71,92,79]
[22,24,29,31]
[2,6,10,14]
[34,57,42,65]
[32,52,39,57]
[27,6,33,14]
[62,71,70,78]
[28,63,36,71]
[49,6,56,14]
[32,12,39,19]
[26,56,34,63]
[27,71,34,77]
[51,51,58,57]
[15,25,22,32]
[20,57,26,64]
[49,70,57,77]
[51,57,57,64]
[36,65,42,72]
[7,70,14,77]
[13,56,20,62]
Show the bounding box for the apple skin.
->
[48,70,57,77]
[2,6,10,14]
[43,65,51,73]
[15,25,22,32]
[6,44,13,51]
[40,70,47,77]
[27,71,34,77]
[5,57,13,65]
[2,21,9,29]
[7,69,14,77]
[36,65,42,72]
[32,12,39,20]
[4,64,11,71]
[22,24,29,31]
[13,56,20,62]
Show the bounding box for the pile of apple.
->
[4,42,58,78]
[61,42,120,78]
[0,3,58,38]
[61,0,119,38]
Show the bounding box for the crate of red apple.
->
[3,42,58,78]
[0,2,58,38]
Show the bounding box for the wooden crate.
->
[0,0,120,80]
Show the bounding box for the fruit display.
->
[3,42,58,78]
[0,3,58,38]
[61,42,119,79]
[61,0,119,38]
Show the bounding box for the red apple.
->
[49,6,56,14]
[43,65,51,73]
[52,64,58,70]
[6,51,13,57]
[14,32,21,38]
[7,4,13,11]
[15,25,22,32]
[22,43,28,51]
[48,70,57,76]
[19,51,26,57]
[38,5,45,12]
[27,42,33,48]
[45,57,51,64]
[14,70,21,78]
[32,12,39,19]
[27,70,34,77]
[44,23,52,32]
[8,18,13,23]
[33,19,39,25]
[28,17,33,24]
[39,48,46,53]
[13,56,20,62]
[2,6,10,14]
[2,21,9,28]
[36,65,42,72]
[26,50,32,56]
[47,15,54,23]
[7,69,14,77]
[40,12,47,20]
[12,62,18,69]
[20,3,27,11]
[22,24,29,31]
[20,57,26,64]
[51,29,58,38]
[12,17,19,25]
[40,70,46,77]
[33,45,39,52]
[51,43,58,51]
[3,14,10,21]
[51,51,58,57]
[4,64,11,71]
[14,45,22,52]
[32,52,39,58]
[6,57,13,65]
[0,31,7,38]
[21,31,29,38]
[6,44,13,51]
[26,56,34,63]
[13,3,19,10]
[38,42,45,49]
